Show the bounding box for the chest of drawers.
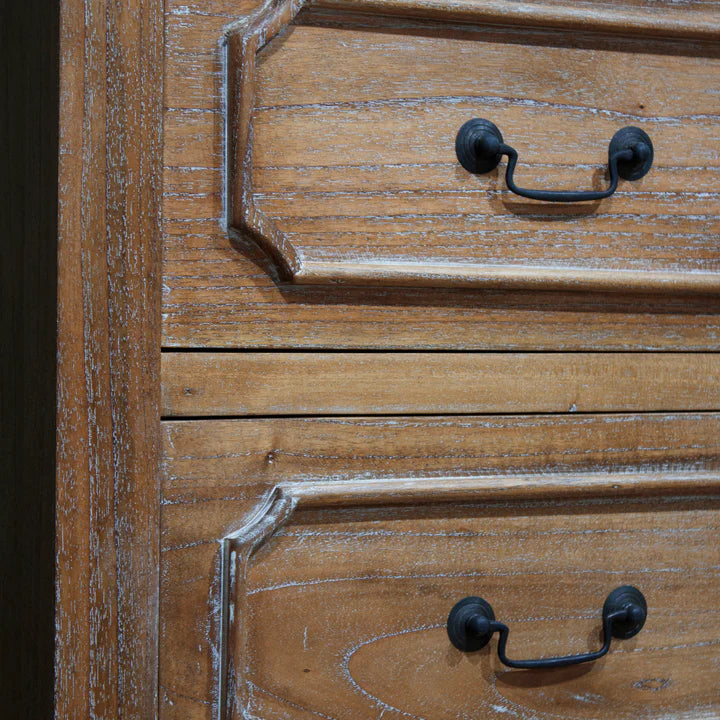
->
[56,1,720,718]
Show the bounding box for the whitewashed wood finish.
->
[317,0,720,38]
[161,414,720,510]
[159,413,720,719]
[158,2,720,719]
[54,0,720,718]
[56,0,163,717]
[221,477,720,719]
[163,0,720,349]
[224,1,720,293]
[161,352,720,416]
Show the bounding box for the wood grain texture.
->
[56,0,163,718]
[161,413,720,524]
[224,486,720,720]
[159,413,720,720]
[166,0,720,36]
[161,352,720,417]
[317,0,720,39]
[55,1,720,719]
[159,4,720,718]
[163,0,720,349]
[224,2,720,293]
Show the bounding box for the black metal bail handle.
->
[455,119,654,203]
[447,585,647,670]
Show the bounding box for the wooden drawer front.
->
[229,5,720,294]
[163,0,720,350]
[159,413,720,719]
[224,489,720,720]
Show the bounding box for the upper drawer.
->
[227,4,720,294]
[163,0,720,348]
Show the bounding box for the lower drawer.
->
[226,488,719,720]
[160,414,720,720]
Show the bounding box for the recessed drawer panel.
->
[221,486,720,720]
[228,6,720,294]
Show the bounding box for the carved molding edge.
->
[223,0,720,295]
[216,470,720,719]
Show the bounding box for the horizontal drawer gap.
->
[161,409,720,422]
[161,347,720,354]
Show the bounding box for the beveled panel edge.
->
[226,0,304,280]
[217,469,720,719]
[317,0,720,39]
[224,0,720,295]
[299,262,720,294]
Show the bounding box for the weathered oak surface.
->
[161,352,720,416]
[225,7,720,292]
[53,0,720,717]
[56,0,163,718]
[55,0,720,718]
[235,492,720,720]
[161,413,720,513]
[163,0,720,347]
[159,413,720,720]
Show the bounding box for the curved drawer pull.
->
[447,585,647,669]
[456,119,654,203]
